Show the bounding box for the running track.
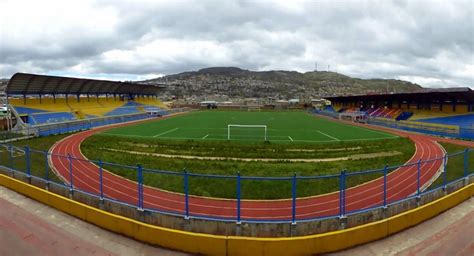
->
[49,116,461,221]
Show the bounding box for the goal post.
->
[227,124,268,141]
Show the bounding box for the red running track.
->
[49,117,447,221]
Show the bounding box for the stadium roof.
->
[6,73,165,95]
[324,88,474,103]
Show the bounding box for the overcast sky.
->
[0,0,473,88]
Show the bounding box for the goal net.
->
[227,124,267,141]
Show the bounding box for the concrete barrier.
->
[1,173,473,255]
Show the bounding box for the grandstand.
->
[3,73,169,135]
[322,88,474,139]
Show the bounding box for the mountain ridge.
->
[142,66,424,99]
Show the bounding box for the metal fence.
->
[0,143,472,223]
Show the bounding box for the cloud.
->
[0,0,472,88]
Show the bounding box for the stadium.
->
[0,72,473,255]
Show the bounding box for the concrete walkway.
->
[0,186,188,256]
[334,197,474,256]
[0,185,472,255]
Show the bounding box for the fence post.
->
[184,169,190,219]
[236,171,241,224]
[137,164,143,210]
[343,170,346,216]
[383,165,388,208]
[292,172,297,224]
[464,149,469,178]
[67,153,73,193]
[44,151,49,183]
[339,169,346,217]
[443,153,448,190]
[24,146,31,178]
[8,144,13,169]
[417,159,421,197]
[99,159,104,200]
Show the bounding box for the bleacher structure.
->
[3,73,170,136]
[319,88,474,140]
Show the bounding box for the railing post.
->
[99,159,104,200]
[417,159,421,197]
[292,172,297,224]
[137,164,143,210]
[339,169,346,217]
[44,151,49,183]
[342,170,346,216]
[236,171,241,224]
[383,165,388,208]
[184,169,190,219]
[464,149,469,178]
[443,153,448,190]
[24,146,31,178]
[67,153,73,193]
[8,144,13,169]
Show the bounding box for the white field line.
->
[101,131,398,143]
[316,130,340,141]
[201,134,209,140]
[288,136,294,142]
[153,128,179,137]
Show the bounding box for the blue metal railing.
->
[0,142,472,224]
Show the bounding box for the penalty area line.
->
[316,130,340,141]
[202,134,209,140]
[153,128,179,137]
[288,136,294,142]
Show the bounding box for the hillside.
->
[141,67,423,100]
[0,79,8,91]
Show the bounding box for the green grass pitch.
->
[101,111,398,143]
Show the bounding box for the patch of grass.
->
[85,133,410,159]
[427,142,474,190]
[2,134,69,183]
[81,136,415,199]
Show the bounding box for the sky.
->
[0,0,473,88]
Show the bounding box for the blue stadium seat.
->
[323,106,336,112]
[31,112,77,125]
[396,111,413,121]
[417,114,474,127]
[105,106,140,116]
[13,106,47,115]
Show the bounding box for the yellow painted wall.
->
[442,104,454,113]
[456,104,468,113]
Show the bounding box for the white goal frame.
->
[227,124,267,141]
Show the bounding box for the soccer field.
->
[101,111,398,143]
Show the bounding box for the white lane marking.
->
[153,128,179,137]
[316,130,340,141]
